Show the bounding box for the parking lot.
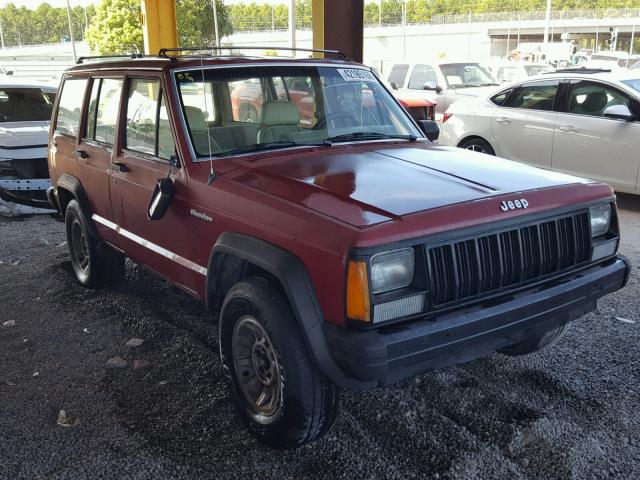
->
[0,194,638,480]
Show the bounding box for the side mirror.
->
[389,81,399,90]
[147,177,175,221]
[603,104,634,121]
[418,120,440,142]
[423,81,442,93]
[5,70,13,76]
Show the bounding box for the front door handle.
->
[495,116,511,124]
[112,162,129,173]
[74,149,89,159]
[558,125,578,133]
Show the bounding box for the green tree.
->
[177,0,233,47]
[85,0,143,54]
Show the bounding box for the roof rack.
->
[158,46,349,60]
[76,53,149,64]
[548,67,612,74]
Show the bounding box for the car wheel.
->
[219,276,339,448]
[65,199,124,288]
[498,324,568,356]
[459,138,496,155]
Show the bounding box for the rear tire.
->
[498,324,568,356]
[219,276,339,448]
[65,199,124,289]
[459,137,496,155]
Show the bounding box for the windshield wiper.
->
[324,131,417,143]
[480,82,500,86]
[212,140,329,157]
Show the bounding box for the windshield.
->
[175,66,422,159]
[439,63,498,88]
[0,87,54,122]
[622,78,640,94]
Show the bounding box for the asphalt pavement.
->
[1,195,639,480]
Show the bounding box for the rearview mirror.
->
[603,104,634,121]
[418,120,440,142]
[423,81,442,93]
[147,177,175,221]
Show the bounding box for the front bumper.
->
[0,178,54,214]
[325,257,630,388]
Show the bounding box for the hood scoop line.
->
[361,146,499,194]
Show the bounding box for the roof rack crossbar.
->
[76,53,147,64]
[157,46,348,60]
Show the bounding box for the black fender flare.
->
[56,173,99,239]
[207,232,374,389]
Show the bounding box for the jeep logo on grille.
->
[500,199,529,212]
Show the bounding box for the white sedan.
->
[439,69,640,194]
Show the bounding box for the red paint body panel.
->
[48,58,616,330]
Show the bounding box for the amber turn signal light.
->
[346,260,371,322]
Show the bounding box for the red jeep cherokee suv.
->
[46,49,629,448]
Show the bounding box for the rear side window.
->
[503,80,559,111]
[388,64,409,87]
[94,79,123,145]
[55,78,88,137]
[490,88,514,106]
[408,64,438,90]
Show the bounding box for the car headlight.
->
[370,248,415,294]
[589,204,611,237]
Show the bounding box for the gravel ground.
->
[1,196,639,480]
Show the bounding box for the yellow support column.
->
[312,0,325,58]
[140,0,179,55]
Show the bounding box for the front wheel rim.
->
[232,316,282,421]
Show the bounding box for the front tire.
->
[459,137,496,155]
[65,199,124,289]
[498,324,568,356]
[219,277,339,448]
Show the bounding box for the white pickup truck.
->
[0,80,56,215]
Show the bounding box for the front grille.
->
[426,212,591,308]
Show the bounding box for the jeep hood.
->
[230,143,589,228]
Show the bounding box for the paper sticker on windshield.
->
[337,69,376,82]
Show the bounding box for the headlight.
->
[589,204,611,237]
[370,248,415,294]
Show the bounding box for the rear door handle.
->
[74,149,89,159]
[112,162,129,173]
[558,125,577,133]
[495,116,511,124]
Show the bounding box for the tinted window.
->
[408,64,438,90]
[126,79,160,156]
[568,80,631,117]
[0,87,54,123]
[504,81,558,111]
[388,64,409,86]
[55,78,87,136]
[95,79,122,145]
[491,88,514,106]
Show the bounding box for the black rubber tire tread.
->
[458,137,496,156]
[498,324,568,356]
[64,199,124,289]
[219,276,339,448]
